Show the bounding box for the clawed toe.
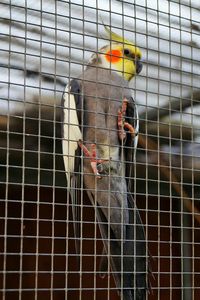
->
[78,141,108,178]
[118,98,136,141]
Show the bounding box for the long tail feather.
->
[87,190,148,299]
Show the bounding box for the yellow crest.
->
[104,25,134,47]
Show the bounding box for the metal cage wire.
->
[0,0,200,299]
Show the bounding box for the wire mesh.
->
[0,0,200,299]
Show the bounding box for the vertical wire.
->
[79,3,84,299]
[132,6,137,299]
[157,3,161,299]
[182,3,192,299]
[93,17,99,300]
[78,0,85,300]
[35,1,42,299]
[169,27,173,300]
[168,2,173,299]
[190,2,195,299]
[3,2,11,300]
[179,4,184,298]
[65,1,71,299]
[107,7,112,299]
[79,105,83,300]
[142,1,149,298]
[144,2,149,298]
[94,4,98,299]
[50,3,57,300]
[79,42,83,300]
[121,5,125,298]
[92,19,97,300]
[190,5,194,299]
[19,2,27,299]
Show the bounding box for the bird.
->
[62,26,148,300]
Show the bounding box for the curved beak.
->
[136,60,143,74]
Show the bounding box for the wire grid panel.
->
[0,0,200,299]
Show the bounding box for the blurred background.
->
[0,0,200,299]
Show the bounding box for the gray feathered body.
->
[79,67,132,238]
[62,66,148,299]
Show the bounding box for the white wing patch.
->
[62,84,82,187]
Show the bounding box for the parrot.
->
[62,26,148,299]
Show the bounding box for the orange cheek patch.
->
[105,49,122,63]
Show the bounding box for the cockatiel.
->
[62,27,148,299]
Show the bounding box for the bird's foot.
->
[118,97,135,141]
[78,141,108,178]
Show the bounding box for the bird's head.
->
[89,26,143,81]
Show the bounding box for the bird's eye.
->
[124,49,130,56]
